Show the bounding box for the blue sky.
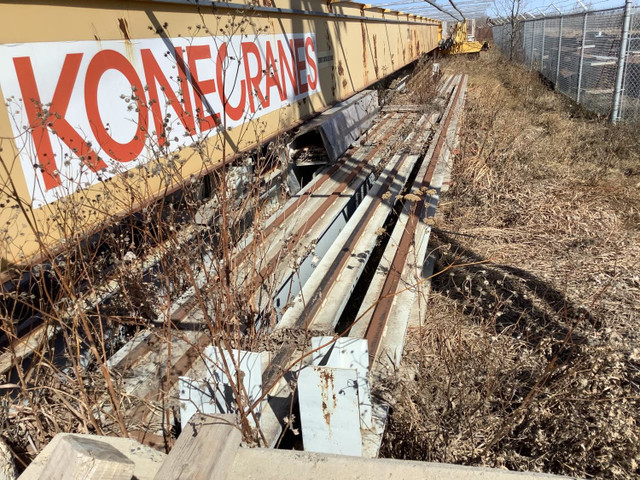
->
[366,0,629,20]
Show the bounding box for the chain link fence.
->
[492,6,640,123]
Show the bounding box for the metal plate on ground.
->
[178,347,263,429]
[310,337,372,430]
[298,365,362,457]
[178,377,217,431]
[204,347,263,425]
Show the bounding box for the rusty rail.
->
[364,75,467,366]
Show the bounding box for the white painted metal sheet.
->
[178,376,216,431]
[310,336,372,430]
[298,365,362,457]
[179,347,263,428]
[204,346,263,424]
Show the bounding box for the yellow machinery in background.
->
[439,20,484,55]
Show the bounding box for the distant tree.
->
[492,0,526,60]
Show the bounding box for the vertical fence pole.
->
[530,20,536,69]
[576,11,588,103]
[556,14,564,88]
[612,0,633,123]
[541,17,546,72]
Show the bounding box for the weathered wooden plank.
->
[40,436,134,480]
[381,105,427,113]
[153,414,240,480]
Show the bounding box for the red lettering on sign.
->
[175,47,196,133]
[186,44,220,132]
[305,37,318,90]
[84,50,147,162]
[278,39,297,98]
[13,54,108,191]
[141,48,196,145]
[264,41,283,108]
[242,42,266,114]
[294,38,308,94]
[216,43,246,122]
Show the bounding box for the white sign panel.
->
[0,33,320,207]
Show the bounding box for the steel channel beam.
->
[107,115,406,429]
[364,76,466,366]
[233,114,396,268]
[291,152,412,330]
[114,115,400,370]
[249,122,399,294]
[169,114,398,321]
[140,122,413,435]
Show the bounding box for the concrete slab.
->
[228,448,576,480]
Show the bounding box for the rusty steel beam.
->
[103,114,408,436]
[167,113,398,323]
[363,76,466,366]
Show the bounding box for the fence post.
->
[576,11,588,103]
[556,14,564,88]
[530,20,536,69]
[612,0,633,123]
[541,17,546,71]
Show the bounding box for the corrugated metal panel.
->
[0,0,441,266]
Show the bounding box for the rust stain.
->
[322,400,330,426]
[91,23,102,48]
[331,65,336,97]
[118,17,136,64]
[373,34,379,78]
[118,17,131,41]
[360,20,368,83]
[319,369,337,428]
[342,78,348,88]
[337,61,344,76]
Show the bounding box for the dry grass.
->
[381,49,640,479]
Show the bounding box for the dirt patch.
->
[380,50,640,479]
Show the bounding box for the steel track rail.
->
[363,75,467,366]
[107,114,416,440]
